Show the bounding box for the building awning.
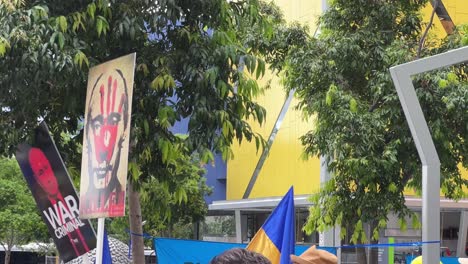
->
[209,194,311,211]
[209,195,468,211]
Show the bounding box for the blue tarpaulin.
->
[154,238,336,264]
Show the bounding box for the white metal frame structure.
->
[389,46,468,264]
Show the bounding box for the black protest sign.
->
[16,122,96,262]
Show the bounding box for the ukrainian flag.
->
[247,186,295,264]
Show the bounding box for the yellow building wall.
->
[227,1,468,200]
[227,1,322,200]
[416,0,468,195]
[423,0,468,38]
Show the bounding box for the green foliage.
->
[108,148,211,243]
[0,0,274,173]
[202,216,236,237]
[0,0,279,223]
[0,157,49,255]
[0,0,299,259]
[286,0,468,245]
[239,1,309,73]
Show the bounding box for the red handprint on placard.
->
[83,71,128,216]
[94,76,126,163]
[91,75,127,188]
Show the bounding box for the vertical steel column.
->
[456,211,468,257]
[319,156,335,248]
[235,210,242,243]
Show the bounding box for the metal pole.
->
[322,0,328,11]
[319,156,335,247]
[235,210,242,243]
[390,66,441,264]
[82,252,91,264]
[388,47,468,263]
[456,211,468,257]
[422,164,441,263]
[95,218,105,264]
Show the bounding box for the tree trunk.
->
[368,220,379,264]
[4,249,11,264]
[128,181,145,264]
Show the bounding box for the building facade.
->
[203,0,468,262]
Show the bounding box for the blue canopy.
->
[154,238,336,264]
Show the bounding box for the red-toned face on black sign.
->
[29,148,59,196]
[86,72,128,190]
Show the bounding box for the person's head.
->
[85,71,129,191]
[28,147,59,196]
[210,248,271,264]
[291,246,337,264]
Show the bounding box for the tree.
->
[0,0,280,262]
[107,146,212,245]
[283,1,468,262]
[0,157,49,264]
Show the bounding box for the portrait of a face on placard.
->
[80,53,135,219]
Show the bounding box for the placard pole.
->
[95,218,105,264]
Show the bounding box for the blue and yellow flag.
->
[247,186,295,264]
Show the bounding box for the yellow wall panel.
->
[247,97,321,199]
[273,0,322,30]
[228,1,468,201]
[226,0,323,200]
[226,72,284,199]
[422,0,468,38]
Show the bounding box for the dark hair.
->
[210,248,271,264]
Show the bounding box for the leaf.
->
[130,26,135,40]
[200,149,214,163]
[217,80,228,98]
[143,119,149,137]
[49,31,58,46]
[96,16,109,37]
[326,84,337,106]
[161,140,169,163]
[0,38,9,57]
[128,162,142,181]
[461,35,468,46]
[137,63,149,76]
[372,228,380,241]
[438,79,448,89]
[412,214,421,229]
[57,16,67,32]
[74,51,89,67]
[31,5,48,19]
[256,59,265,79]
[388,182,398,193]
[87,3,96,19]
[446,72,458,84]
[164,75,175,89]
[72,13,84,32]
[0,44,5,57]
[249,56,256,75]
[57,32,65,49]
[399,218,407,232]
[349,98,357,113]
[96,18,103,37]
[151,75,165,90]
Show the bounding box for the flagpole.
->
[95,218,105,264]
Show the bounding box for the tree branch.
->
[0,241,6,252]
[368,98,383,112]
[417,0,438,59]
[401,169,412,186]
